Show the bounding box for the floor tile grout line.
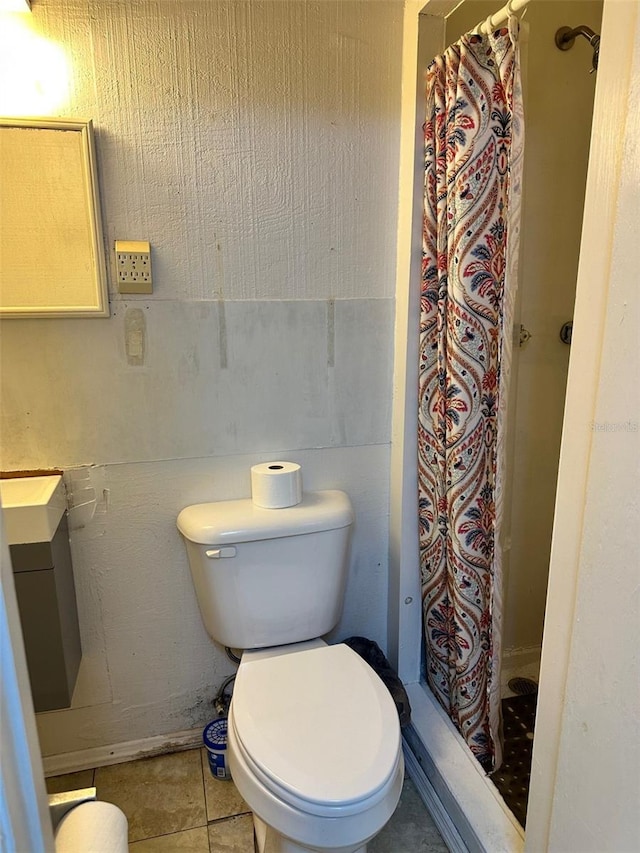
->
[207,811,252,825]
[128,816,253,849]
[129,825,208,846]
[198,746,213,852]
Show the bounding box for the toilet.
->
[177,489,404,853]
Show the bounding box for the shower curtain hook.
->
[483,14,494,35]
[505,0,520,40]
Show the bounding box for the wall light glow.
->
[0,14,70,115]
[0,0,31,11]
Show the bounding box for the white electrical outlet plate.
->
[115,240,153,294]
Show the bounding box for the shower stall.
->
[389,0,605,848]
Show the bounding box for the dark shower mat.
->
[490,693,538,828]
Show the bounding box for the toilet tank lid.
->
[177,489,353,545]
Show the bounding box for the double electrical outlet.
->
[115,240,153,294]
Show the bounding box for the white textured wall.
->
[31,0,402,304]
[1,298,394,466]
[0,0,403,756]
[446,0,602,652]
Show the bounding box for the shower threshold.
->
[402,681,524,853]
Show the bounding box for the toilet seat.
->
[230,643,401,814]
[230,712,404,820]
[228,712,405,851]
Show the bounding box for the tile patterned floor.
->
[46,748,448,851]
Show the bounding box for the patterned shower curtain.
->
[418,19,524,771]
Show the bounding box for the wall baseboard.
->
[42,727,203,777]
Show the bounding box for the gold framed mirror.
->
[0,117,109,318]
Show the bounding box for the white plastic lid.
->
[177,489,353,545]
[231,644,400,807]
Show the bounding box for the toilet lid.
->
[231,644,400,808]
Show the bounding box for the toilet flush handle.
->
[205,547,237,559]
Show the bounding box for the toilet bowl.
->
[227,640,404,853]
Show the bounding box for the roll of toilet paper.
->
[55,801,128,853]
[251,461,302,509]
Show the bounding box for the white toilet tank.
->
[177,490,353,649]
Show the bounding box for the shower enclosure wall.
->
[389,0,602,849]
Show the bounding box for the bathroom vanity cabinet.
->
[10,514,82,712]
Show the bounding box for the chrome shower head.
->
[555,25,601,73]
[591,36,600,72]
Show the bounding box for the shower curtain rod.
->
[477,0,530,34]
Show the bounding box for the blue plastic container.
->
[203,718,231,780]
